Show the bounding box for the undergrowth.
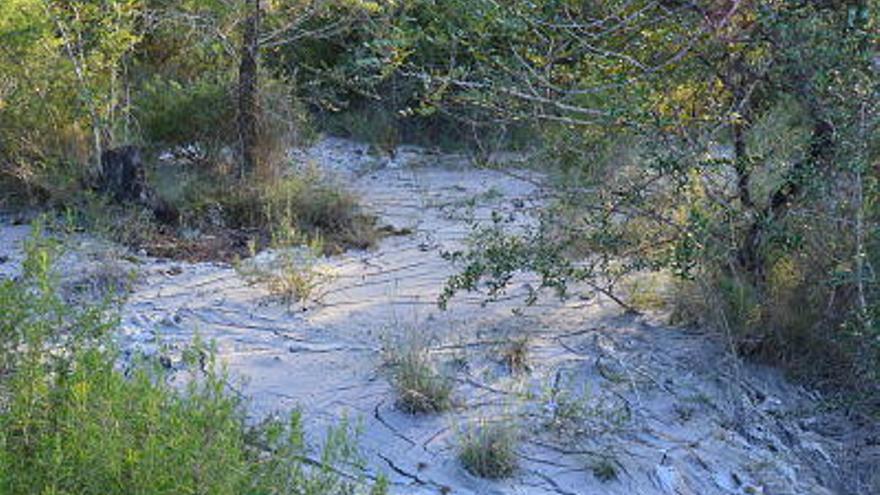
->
[160,164,380,259]
[0,227,387,495]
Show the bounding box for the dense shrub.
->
[0,229,387,495]
[135,76,237,161]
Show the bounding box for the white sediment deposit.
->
[1,137,876,494]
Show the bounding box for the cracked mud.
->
[2,138,876,495]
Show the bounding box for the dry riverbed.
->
[1,138,877,495]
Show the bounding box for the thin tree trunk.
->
[238,0,261,180]
[736,113,835,287]
[854,102,873,332]
[46,2,104,177]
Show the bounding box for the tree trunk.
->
[238,0,261,180]
[735,116,835,285]
[46,3,104,178]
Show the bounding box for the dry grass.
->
[500,336,530,374]
[236,242,335,306]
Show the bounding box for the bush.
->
[671,261,868,386]
[0,228,386,495]
[136,74,310,175]
[162,165,378,257]
[136,76,237,161]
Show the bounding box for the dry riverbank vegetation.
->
[0,0,877,492]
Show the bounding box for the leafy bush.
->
[0,0,138,202]
[136,74,309,174]
[0,228,386,495]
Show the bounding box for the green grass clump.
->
[0,227,386,495]
[385,334,454,414]
[590,455,619,482]
[457,418,519,479]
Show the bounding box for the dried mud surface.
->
[2,138,877,494]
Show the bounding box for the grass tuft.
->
[590,454,619,482]
[457,418,519,479]
[236,240,335,306]
[384,333,453,414]
[500,335,530,374]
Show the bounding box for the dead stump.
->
[97,146,178,225]
[98,146,147,203]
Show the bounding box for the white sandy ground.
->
[2,137,878,495]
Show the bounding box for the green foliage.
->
[53,191,161,248]
[0,0,141,194]
[135,76,236,156]
[0,228,386,495]
[440,212,579,309]
[433,0,880,389]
